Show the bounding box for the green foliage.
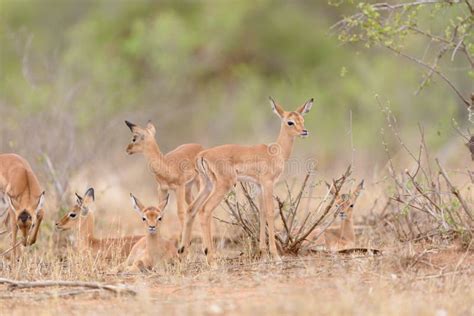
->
[332,0,473,109]
[0,0,469,160]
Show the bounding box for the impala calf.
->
[55,188,143,258]
[321,180,364,250]
[180,97,314,264]
[125,120,204,232]
[122,194,176,272]
[0,153,45,262]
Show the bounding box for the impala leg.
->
[198,210,212,259]
[28,209,44,246]
[11,216,17,263]
[185,178,198,205]
[257,186,267,256]
[199,183,232,266]
[125,238,145,266]
[157,187,169,204]
[179,181,212,255]
[263,183,280,261]
[175,185,186,230]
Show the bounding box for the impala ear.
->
[130,193,144,215]
[83,188,95,205]
[75,193,83,205]
[269,96,285,118]
[146,121,156,136]
[296,98,313,116]
[34,191,45,215]
[125,120,137,132]
[325,181,331,190]
[158,194,170,211]
[353,180,364,197]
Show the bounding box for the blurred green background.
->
[0,0,470,174]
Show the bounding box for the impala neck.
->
[143,140,167,170]
[78,211,95,248]
[13,171,41,210]
[339,216,355,241]
[276,125,296,161]
[146,231,163,256]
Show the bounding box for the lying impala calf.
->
[0,153,45,262]
[308,180,364,251]
[122,194,176,272]
[55,188,143,258]
[125,120,204,233]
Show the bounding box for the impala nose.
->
[18,210,31,223]
[301,130,309,137]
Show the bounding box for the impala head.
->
[125,120,156,155]
[5,190,45,245]
[269,97,313,138]
[130,193,169,235]
[327,180,364,220]
[55,188,95,231]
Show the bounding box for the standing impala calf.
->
[122,194,176,272]
[0,153,45,262]
[125,121,204,232]
[180,97,314,263]
[55,188,143,258]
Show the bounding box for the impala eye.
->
[350,204,354,208]
[69,213,77,218]
[158,217,162,221]
[142,217,146,221]
[132,136,137,143]
[287,121,295,126]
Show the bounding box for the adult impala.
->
[180,97,314,263]
[0,153,45,261]
[125,121,203,233]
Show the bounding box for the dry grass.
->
[1,227,473,316]
[1,172,472,315]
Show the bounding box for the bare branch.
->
[288,166,352,252]
[435,158,473,221]
[331,0,446,31]
[0,240,22,257]
[386,46,471,107]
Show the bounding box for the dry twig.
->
[0,278,137,296]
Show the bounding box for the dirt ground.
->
[1,245,473,316]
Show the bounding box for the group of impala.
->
[0,97,363,271]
